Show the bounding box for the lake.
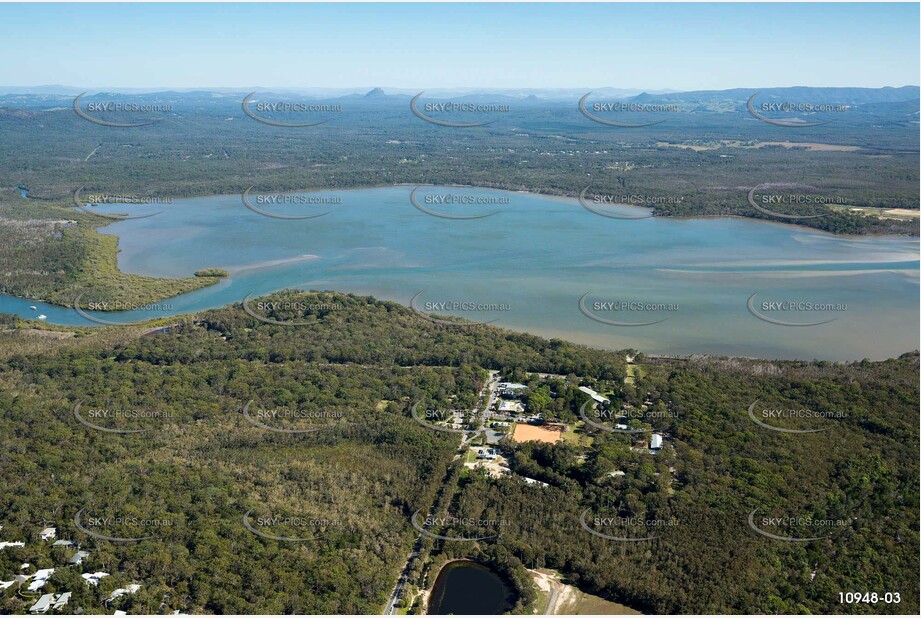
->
[427,561,514,614]
[0,186,917,360]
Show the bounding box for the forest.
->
[0,291,916,614]
[0,89,918,237]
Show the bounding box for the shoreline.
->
[1,186,916,362]
[66,183,920,240]
[3,289,917,365]
[28,183,912,317]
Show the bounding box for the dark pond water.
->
[428,560,515,615]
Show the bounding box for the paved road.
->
[382,371,499,614]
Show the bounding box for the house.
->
[107,583,142,603]
[39,528,56,541]
[497,400,524,414]
[650,433,663,450]
[51,540,73,547]
[82,571,109,586]
[28,594,55,614]
[498,382,528,397]
[608,470,626,478]
[0,541,25,550]
[69,550,91,565]
[522,476,549,487]
[52,592,71,611]
[578,386,610,405]
[0,580,14,590]
[27,568,55,592]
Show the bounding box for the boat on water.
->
[29,305,37,310]
[37,315,47,320]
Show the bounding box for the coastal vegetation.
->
[0,291,916,614]
[0,190,225,309]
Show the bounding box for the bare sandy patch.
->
[512,424,563,444]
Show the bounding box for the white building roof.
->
[0,541,25,549]
[108,583,142,601]
[28,593,55,614]
[52,592,71,610]
[651,433,663,449]
[578,386,610,404]
[82,571,110,586]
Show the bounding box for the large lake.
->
[1,186,917,360]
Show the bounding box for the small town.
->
[0,524,146,615]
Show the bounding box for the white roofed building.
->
[578,386,610,405]
[28,594,55,614]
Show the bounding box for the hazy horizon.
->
[2,3,918,90]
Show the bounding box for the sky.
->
[1,2,918,90]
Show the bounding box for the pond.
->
[428,560,515,615]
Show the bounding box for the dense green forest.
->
[0,291,917,614]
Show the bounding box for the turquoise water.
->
[1,186,917,360]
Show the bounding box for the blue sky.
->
[2,2,918,89]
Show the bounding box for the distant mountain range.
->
[0,85,918,108]
[630,86,920,106]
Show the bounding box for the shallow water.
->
[1,186,917,360]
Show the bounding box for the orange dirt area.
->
[512,423,563,444]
